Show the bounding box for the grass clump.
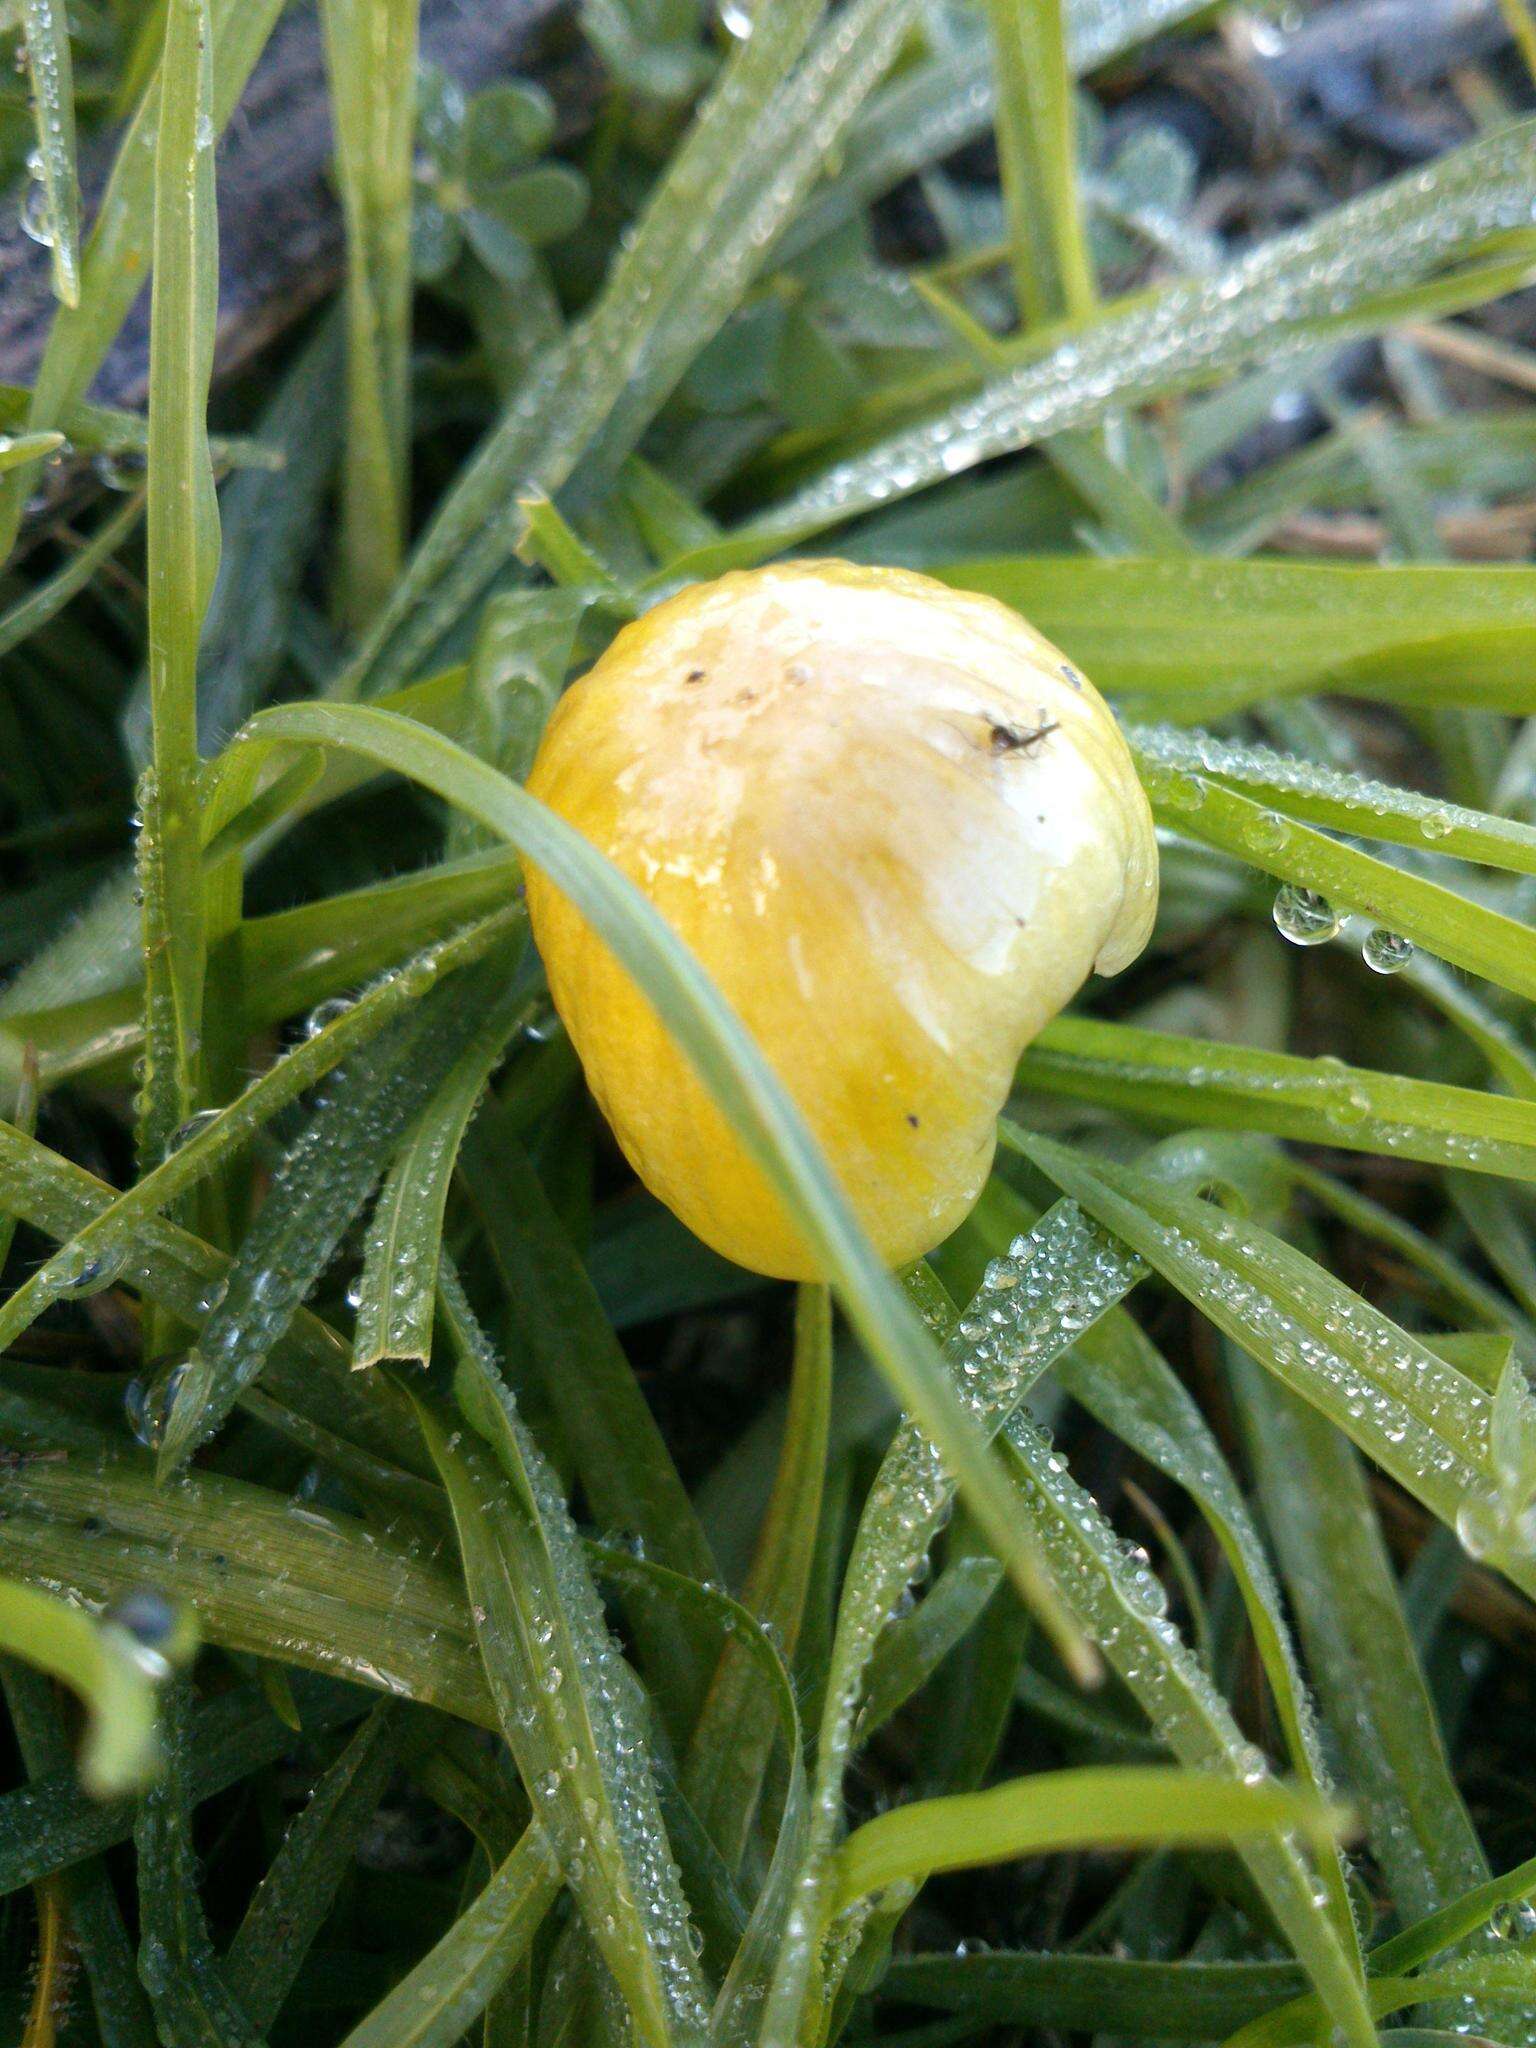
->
[1,0,1536,2042]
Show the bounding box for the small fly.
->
[988,712,1058,756]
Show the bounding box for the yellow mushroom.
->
[525,560,1158,1281]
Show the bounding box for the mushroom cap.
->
[525,560,1158,1280]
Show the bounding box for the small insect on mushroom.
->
[988,713,1059,756]
[525,560,1158,1281]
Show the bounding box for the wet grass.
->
[2,0,1536,2042]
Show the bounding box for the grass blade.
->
[335,1826,561,2048]
[828,1765,1345,1910]
[1230,1362,1492,1941]
[18,0,80,306]
[0,0,287,562]
[1052,1305,1356,1947]
[1131,725,1536,877]
[156,956,526,1473]
[740,124,1536,551]
[224,1704,419,2032]
[1016,1132,1536,1592]
[0,1453,490,1724]
[0,1580,180,1798]
[458,1109,721,1728]
[682,1282,831,1866]
[134,1680,257,2047]
[0,906,523,1360]
[999,1409,1376,2045]
[343,0,917,698]
[352,991,531,1368]
[0,1678,367,1896]
[939,555,1536,719]
[0,1661,157,2048]
[883,1950,1306,2036]
[1017,1016,1536,1183]
[416,1268,713,2045]
[320,0,420,624]
[782,0,1210,260]
[0,495,145,670]
[138,0,221,1164]
[1140,768,1536,1001]
[985,0,1092,327]
[0,1118,403,1464]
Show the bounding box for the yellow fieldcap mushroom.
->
[524,560,1157,1281]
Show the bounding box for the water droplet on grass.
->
[305,996,353,1037]
[1362,928,1413,974]
[1272,885,1340,946]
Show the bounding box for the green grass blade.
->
[1141,769,1536,1001]
[1230,1362,1491,1935]
[122,316,344,766]
[157,957,525,1473]
[782,0,1210,260]
[0,0,286,561]
[0,1118,404,1465]
[757,1200,1149,2045]
[682,1282,831,1866]
[0,429,64,470]
[0,494,144,669]
[0,1660,157,2048]
[342,0,917,698]
[1054,1310,1356,1948]
[0,1455,491,1724]
[938,555,1536,719]
[0,1579,176,1798]
[0,906,522,1359]
[134,1679,258,2047]
[416,1270,713,2045]
[917,1205,1365,2025]
[138,0,221,1164]
[829,1765,1345,1910]
[855,1550,1003,1744]
[319,0,420,624]
[1292,1160,1536,1353]
[335,1826,562,2048]
[1132,724,1536,876]
[457,1110,721,1728]
[1017,1017,1536,1183]
[737,123,1536,550]
[0,1677,367,1896]
[353,992,533,1368]
[883,1950,1306,2036]
[224,1704,419,2032]
[999,1409,1375,2046]
[1016,1132,1536,1590]
[18,0,80,306]
[985,0,1093,327]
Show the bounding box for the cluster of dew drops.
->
[1272,882,1413,974]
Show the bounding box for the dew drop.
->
[93,448,144,492]
[165,1106,221,1155]
[305,996,353,1037]
[20,177,54,249]
[1272,884,1341,947]
[1361,927,1414,975]
[55,1240,129,1299]
[1241,809,1291,855]
[1491,1899,1536,1941]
